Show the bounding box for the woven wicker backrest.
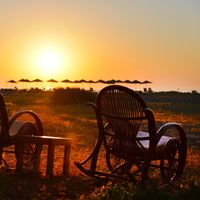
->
[0,93,10,143]
[96,85,147,140]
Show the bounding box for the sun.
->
[37,49,62,75]
[27,42,73,79]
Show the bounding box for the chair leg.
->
[46,144,55,177]
[34,144,42,173]
[141,160,150,181]
[89,134,104,171]
[16,144,24,172]
[63,144,70,176]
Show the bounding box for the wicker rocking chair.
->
[0,93,43,170]
[75,85,187,183]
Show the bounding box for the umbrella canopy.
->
[19,79,26,82]
[106,79,116,84]
[124,80,132,83]
[142,80,152,84]
[132,80,141,84]
[97,79,106,84]
[79,79,87,83]
[32,78,43,82]
[61,79,72,83]
[115,80,123,83]
[47,79,58,83]
[18,79,31,89]
[73,80,82,83]
[19,79,31,82]
[8,80,17,83]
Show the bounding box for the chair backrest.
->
[96,85,147,138]
[0,93,10,144]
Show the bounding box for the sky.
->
[0,0,200,92]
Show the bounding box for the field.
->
[0,89,200,199]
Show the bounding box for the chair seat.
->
[137,131,176,159]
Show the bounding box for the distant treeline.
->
[51,88,96,104]
[1,88,199,105]
[140,91,200,104]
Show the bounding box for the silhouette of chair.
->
[0,93,71,177]
[0,93,43,170]
[75,85,187,183]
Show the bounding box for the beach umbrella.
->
[19,78,26,82]
[96,79,106,90]
[19,78,31,83]
[18,79,26,88]
[46,79,58,89]
[7,80,17,89]
[18,79,31,89]
[97,79,106,84]
[132,80,141,84]
[25,79,31,83]
[142,80,152,84]
[79,79,87,83]
[124,80,132,84]
[32,78,43,83]
[8,80,17,83]
[123,80,133,90]
[72,80,81,88]
[130,80,141,90]
[47,79,58,83]
[32,79,43,89]
[106,79,116,84]
[61,79,72,88]
[87,80,96,83]
[77,79,87,89]
[61,79,72,83]
[116,80,123,83]
[73,80,81,83]
[86,80,96,90]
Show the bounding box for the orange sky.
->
[0,0,200,92]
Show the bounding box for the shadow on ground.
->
[0,170,103,200]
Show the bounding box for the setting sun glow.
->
[30,44,71,79]
[37,50,61,74]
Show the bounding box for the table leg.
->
[46,144,55,177]
[16,143,24,172]
[34,144,42,172]
[63,143,71,176]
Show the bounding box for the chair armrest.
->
[156,122,187,148]
[86,101,103,125]
[86,102,100,120]
[157,122,183,138]
[9,110,43,135]
[86,102,97,111]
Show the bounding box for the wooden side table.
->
[16,135,71,177]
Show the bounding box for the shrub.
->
[51,88,96,105]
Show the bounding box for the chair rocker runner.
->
[0,93,43,171]
[75,85,187,183]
